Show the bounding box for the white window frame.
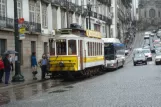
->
[17,0,22,18]
[42,3,48,28]
[29,1,40,23]
[0,0,6,20]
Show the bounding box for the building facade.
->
[111,0,132,43]
[132,0,139,21]
[138,0,161,30]
[0,0,112,68]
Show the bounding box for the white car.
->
[155,53,161,65]
[142,48,152,61]
[144,35,150,39]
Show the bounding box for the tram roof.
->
[102,38,121,43]
[56,28,102,39]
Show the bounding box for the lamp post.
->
[12,0,24,82]
[87,2,92,30]
[66,0,69,28]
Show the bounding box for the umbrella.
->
[4,50,18,54]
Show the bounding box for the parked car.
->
[155,52,161,65]
[133,53,147,66]
[142,48,152,61]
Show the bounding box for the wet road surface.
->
[2,33,161,107]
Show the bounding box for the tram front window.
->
[56,39,67,55]
[68,40,77,55]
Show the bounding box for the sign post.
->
[12,0,24,82]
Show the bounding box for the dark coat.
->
[3,57,11,70]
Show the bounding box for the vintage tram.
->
[48,27,104,78]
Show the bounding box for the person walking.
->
[9,55,14,71]
[39,54,48,80]
[31,52,38,80]
[0,55,4,83]
[3,54,11,84]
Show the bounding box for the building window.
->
[81,17,85,28]
[42,3,48,28]
[29,1,40,23]
[94,24,100,32]
[75,0,79,5]
[102,26,105,33]
[149,9,155,18]
[69,12,73,25]
[159,11,161,17]
[61,9,65,28]
[76,14,79,24]
[0,0,6,20]
[17,0,22,18]
[0,39,6,56]
[29,4,35,22]
[52,7,57,29]
[31,41,36,53]
[144,10,146,18]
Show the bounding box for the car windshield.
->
[134,54,145,58]
[156,52,161,56]
[142,49,150,53]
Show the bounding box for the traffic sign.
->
[19,27,26,34]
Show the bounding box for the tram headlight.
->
[59,61,64,67]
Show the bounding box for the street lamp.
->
[12,0,24,82]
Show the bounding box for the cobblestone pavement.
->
[2,32,161,107]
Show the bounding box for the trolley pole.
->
[87,3,92,30]
[12,0,24,82]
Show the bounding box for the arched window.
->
[149,9,155,18]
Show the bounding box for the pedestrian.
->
[9,55,14,71]
[3,54,11,84]
[39,54,48,80]
[31,52,38,80]
[0,55,4,83]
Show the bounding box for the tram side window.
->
[88,42,90,56]
[97,43,99,56]
[56,39,67,55]
[100,43,102,55]
[68,40,77,55]
[98,43,100,55]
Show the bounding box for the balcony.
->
[51,0,61,6]
[75,5,82,15]
[97,0,111,7]
[69,2,76,12]
[0,16,41,33]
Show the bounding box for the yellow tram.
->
[48,27,104,78]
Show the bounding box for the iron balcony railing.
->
[0,16,41,33]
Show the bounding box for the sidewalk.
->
[0,67,50,90]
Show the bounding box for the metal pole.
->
[12,0,24,82]
[66,0,69,28]
[87,4,91,30]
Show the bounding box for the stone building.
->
[138,0,161,30]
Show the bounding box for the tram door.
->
[79,40,84,70]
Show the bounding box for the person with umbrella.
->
[3,50,18,84]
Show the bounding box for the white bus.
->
[102,38,125,69]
